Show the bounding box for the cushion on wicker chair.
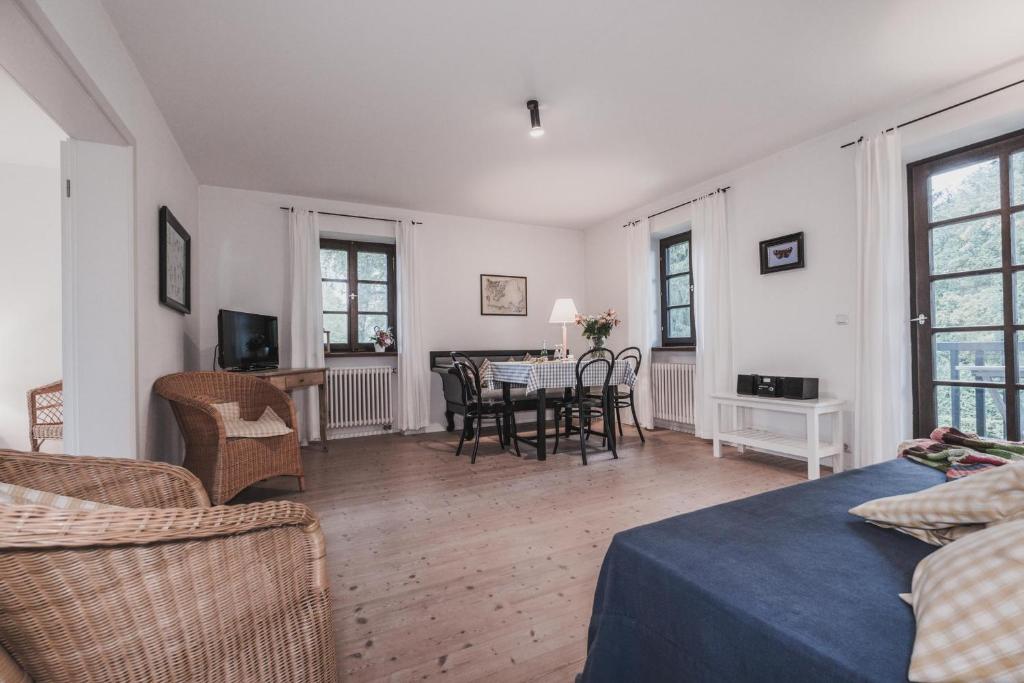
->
[0,481,123,510]
[30,424,63,439]
[213,403,293,438]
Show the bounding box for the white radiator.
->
[327,367,394,433]
[652,362,696,428]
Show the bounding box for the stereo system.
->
[736,374,819,400]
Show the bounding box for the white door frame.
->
[60,139,137,456]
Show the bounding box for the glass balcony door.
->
[909,128,1024,440]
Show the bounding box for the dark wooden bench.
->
[429,349,554,432]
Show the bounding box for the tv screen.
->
[218,309,279,370]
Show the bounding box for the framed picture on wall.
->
[759,232,805,275]
[480,274,528,316]
[159,205,191,314]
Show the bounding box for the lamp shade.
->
[548,298,578,324]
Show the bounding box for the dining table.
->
[480,358,638,460]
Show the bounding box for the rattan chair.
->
[26,380,63,452]
[0,449,337,683]
[154,371,304,505]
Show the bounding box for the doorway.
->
[0,66,66,452]
[909,127,1024,440]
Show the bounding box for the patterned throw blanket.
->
[900,427,1024,479]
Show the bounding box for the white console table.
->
[711,393,845,480]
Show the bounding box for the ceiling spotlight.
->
[527,99,544,137]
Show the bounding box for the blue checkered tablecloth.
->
[482,359,636,394]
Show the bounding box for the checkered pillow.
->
[849,462,1024,545]
[218,405,293,438]
[0,482,123,510]
[904,517,1024,681]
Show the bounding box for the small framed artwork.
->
[759,232,805,275]
[159,205,191,314]
[480,274,528,316]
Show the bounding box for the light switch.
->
[835,314,849,326]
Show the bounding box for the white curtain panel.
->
[692,191,733,439]
[853,130,912,468]
[395,220,430,432]
[625,217,656,429]
[288,208,325,445]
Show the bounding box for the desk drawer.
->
[281,372,322,390]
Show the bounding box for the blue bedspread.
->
[581,459,945,683]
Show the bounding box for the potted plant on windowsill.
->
[370,326,395,353]
[575,309,620,349]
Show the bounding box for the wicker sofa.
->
[0,449,337,683]
[154,371,305,504]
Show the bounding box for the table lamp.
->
[548,298,578,359]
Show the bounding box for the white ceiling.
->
[101,0,1024,229]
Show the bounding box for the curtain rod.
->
[839,76,1024,149]
[281,206,421,225]
[641,186,731,223]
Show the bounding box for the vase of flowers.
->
[575,309,620,349]
[369,326,395,352]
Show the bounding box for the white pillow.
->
[0,482,123,510]
[905,517,1024,682]
[213,402,292,438]
[849,462,1024,545]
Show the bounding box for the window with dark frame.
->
[909,127,1024,441]
[320,238,396,354]
[659,231,695,346]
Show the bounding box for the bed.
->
[581,458,944,682]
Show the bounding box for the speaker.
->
[736,374,757,395]
[782,377,819,400]
[756,375,784,397]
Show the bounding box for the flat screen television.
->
[218,309,279,370]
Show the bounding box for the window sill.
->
[651,346,696,352]
[326,351,397,358]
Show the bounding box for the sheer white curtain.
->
[854,130,912,467]
[288,208,325,444]
[625,217,655,428]
[692,191,733,439]
[395,220,430,432]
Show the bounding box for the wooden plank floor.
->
[238,426,823,682]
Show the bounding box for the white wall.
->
[199,185,589,429]
[0,70,65,450]
[585,59,1024,452]
[25,0,201,460]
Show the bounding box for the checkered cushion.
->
[849,462,1024,545]
[213,403,292,438]
[30,423,63,439]
[904,517,1024,681]
[0,481,122,510]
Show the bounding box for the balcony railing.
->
[935,340,1005,436]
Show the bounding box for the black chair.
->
[552,348,617,465]
[610,346,646,443]
[452,360,521,463]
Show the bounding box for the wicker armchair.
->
[0,449,337,683]
[154,372,304,504]
[26,380,63,452]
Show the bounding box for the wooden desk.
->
[249,367,328,451]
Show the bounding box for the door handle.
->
[910,314,928,326]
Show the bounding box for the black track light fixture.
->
[526,99,544,138]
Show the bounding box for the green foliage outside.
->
[928,154,1024,438]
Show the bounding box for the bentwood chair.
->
[610,346,646,443]
[452,360,521,463]
[553,348,617,465]
[0,449,337,683]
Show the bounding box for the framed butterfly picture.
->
[759,232,805,274]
